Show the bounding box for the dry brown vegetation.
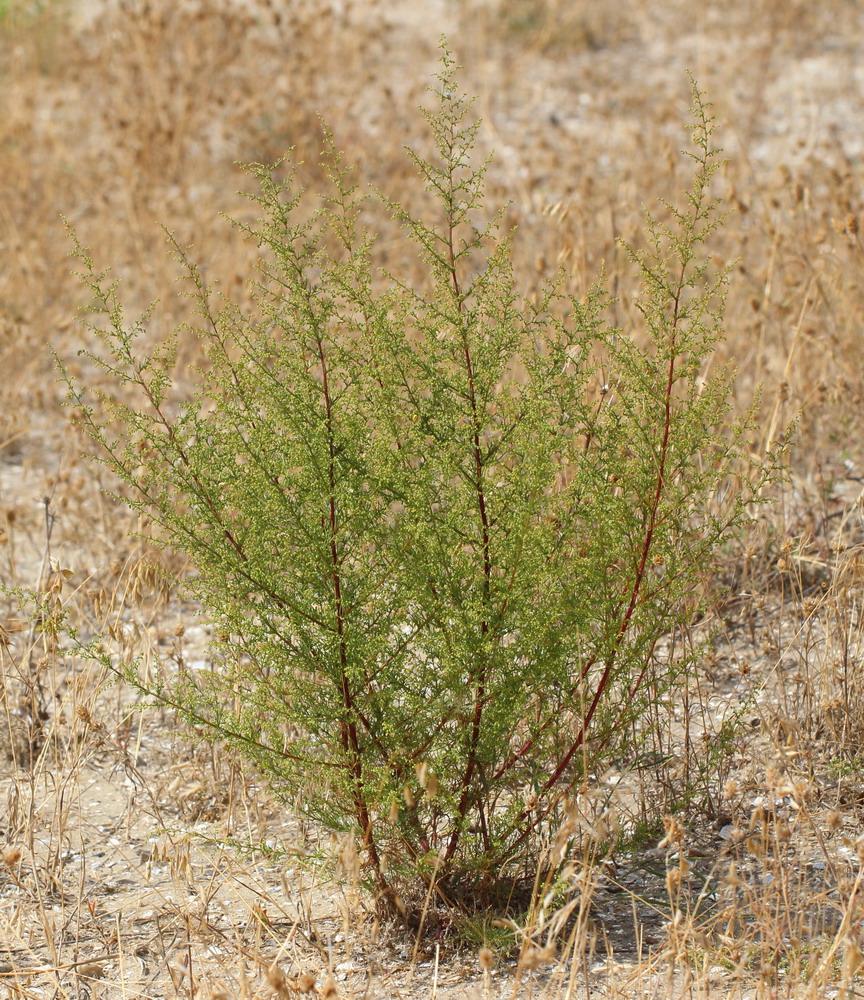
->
[3,1,864,997]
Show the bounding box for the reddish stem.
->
[443,200,494,866]
[497,258,690,863]
[315,331,386,885]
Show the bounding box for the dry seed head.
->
[77,963,107,980]
[320,976,338,1000]
[793,779,812,803]
[723,861,742,888]
[775,819,792,843]
[537,943,556,963]
[722,779,739,800]
[764,763,783,791]
[338,837,358,878]
[520,948,539,971]
[657,816,685,850]
[266,965,289,998]
[746,836,765,857]
[835,213,860,236]
[167,959,188,988]
[296,973,316,994]
[828,809,843,832]
[403,785,416,809]
[2,846,22,867]
[478,947,494,972]
[748,804,766,831]
[76,705,105,734]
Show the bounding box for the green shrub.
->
[61,50,773,915]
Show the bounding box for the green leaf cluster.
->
[61,50,774,912]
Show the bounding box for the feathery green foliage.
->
[61,50,773,914]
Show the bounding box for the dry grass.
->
[3,0,864,997]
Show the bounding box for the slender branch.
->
[314,327,387,884]
[443,151,494,866]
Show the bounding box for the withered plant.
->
[61,51,772,915]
